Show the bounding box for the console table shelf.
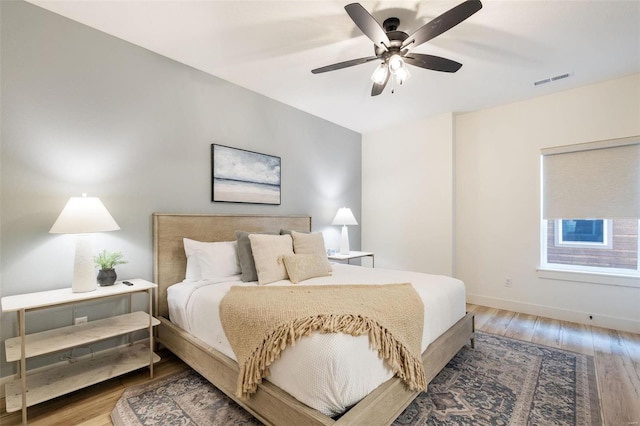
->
[5,311,159,361]
[4,343,160,412]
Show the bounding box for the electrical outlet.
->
[505,277,513,287]
[74,316,88,325]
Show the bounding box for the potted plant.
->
[94,250,128,286]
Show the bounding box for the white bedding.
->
[168,263,466,416]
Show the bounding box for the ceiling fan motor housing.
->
[382,17,400,31]
[374,19,408,57]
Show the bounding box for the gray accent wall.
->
[0,1,361,377]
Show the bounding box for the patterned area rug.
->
[111,332,601,425]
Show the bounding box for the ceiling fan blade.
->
[401,0,482,50]
[345,3,390,50]
[371,71,390,96]
[404,54,462,73]
[311,56,378,74]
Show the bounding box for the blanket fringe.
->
[237,314,426,399]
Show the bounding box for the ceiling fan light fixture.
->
[388,54,405,73]
[371,63,388,84]
[394,65,411,84]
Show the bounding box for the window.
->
[555,219,612,248]
[540,137,639,277]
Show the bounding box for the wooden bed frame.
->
[153,213,475,426]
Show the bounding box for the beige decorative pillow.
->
[248,234,294,285]
[235,231,276,282]
[291,231,332,272]
[283,254,331,284]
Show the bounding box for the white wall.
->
[361,75,639,333]
[455,73,640,333]
[362,113,454,275]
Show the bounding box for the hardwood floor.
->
[468,304,640,426]
[1,305,638,425]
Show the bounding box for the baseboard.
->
[466,294,640,334]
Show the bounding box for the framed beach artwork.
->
[211,144,281,205]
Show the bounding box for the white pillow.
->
[183,238,240,280]
[248,234,294,285]
[183,238,202,280]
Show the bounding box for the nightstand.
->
[1,279,160,425]
[328,251,375,267]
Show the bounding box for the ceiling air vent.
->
[534,72,571,86]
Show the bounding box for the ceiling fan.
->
[311,0,483,96]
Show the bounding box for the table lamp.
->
[332,207,358,255]
[49,194,120,293]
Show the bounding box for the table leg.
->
[18,309,27,425]
[148,289,154,379]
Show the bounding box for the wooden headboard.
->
[152,213,312,318]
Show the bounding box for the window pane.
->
[561,220,604,243]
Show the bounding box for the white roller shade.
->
[542,136,639,219]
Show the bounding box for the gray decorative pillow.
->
[283,253,331,284]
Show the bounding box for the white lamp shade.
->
[50,196,120,234]
[50,195,120,293]
[332,208,358,226]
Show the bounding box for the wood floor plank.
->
[504,312,537,342]
[531,316,562,348]
[619,330,640,375]
[77,416,113,426]
[467,305,496,330]
[594,350,640,426]
[560,320,594,356]
[581,325,640,425]
[479,308,515,336]
[591,326,634,357]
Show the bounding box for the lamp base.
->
[72,235,97,293]
[339,225,350,255]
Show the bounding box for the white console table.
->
[1,279,160,425]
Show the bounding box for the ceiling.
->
[27,0,640,134]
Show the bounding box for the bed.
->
[153,213,474,426]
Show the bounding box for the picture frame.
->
[211,144,281,205]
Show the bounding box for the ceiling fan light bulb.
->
[371,63,388,84]
[388,55,404,73]
[395,66,411,83]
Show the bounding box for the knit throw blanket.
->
[219,283,426,399]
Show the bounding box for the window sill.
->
[537,268,640,288]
